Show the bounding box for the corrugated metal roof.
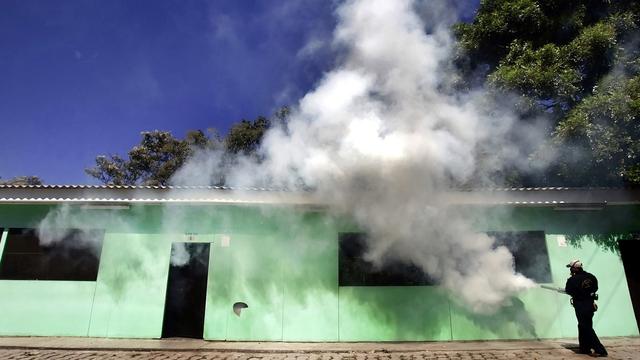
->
[0,184,632,192]
[0,184,638,207]
[0,184,283,191]
[0,184,313,206]
[459,186,631,191]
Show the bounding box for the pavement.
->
[0,337,638,360]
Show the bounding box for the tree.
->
[455,0,640,186]
[0,176,43,185]
[224,116,271,155]
[86,108,289,186]
[185,128,223,151]
[86,130,209,186]
[553,75,640,185]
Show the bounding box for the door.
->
[619,239,640,331]
[162,242,210,338]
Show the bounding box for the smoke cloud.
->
[198,0,539,312]
[37,204,113,254]
[35,0,542,312]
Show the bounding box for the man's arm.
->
[565,277,575,297]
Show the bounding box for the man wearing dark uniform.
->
[565,260,608,357]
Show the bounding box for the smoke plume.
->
[33,0,541,312]
[37,204,111,254]
[208,0,539,312]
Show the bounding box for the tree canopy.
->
[456,0,640,186]
[85,112,282,186]
[225,116,270,155]
[0,176,43,186]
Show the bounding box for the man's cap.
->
[566,259,583,268]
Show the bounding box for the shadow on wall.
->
[339,287,538,340]
[566,233,638,256]
[97,234,171,304]
[339,286,452,340]
[274,211,340,304]
[457,297,538,339]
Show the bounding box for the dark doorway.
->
[619,239,640,331]
[162,242,210,338]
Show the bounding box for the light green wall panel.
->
[0,281,95,336]
[203,239,229,340]
[281,216,339,341]
[88,233,172,338]
[283,291,338,341]
[205,233,285,341]
[338,286,452,341]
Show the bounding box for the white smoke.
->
[201,0,537,313]
[37,204,121,255]
[169,241,191,267]
[28,0,542,312]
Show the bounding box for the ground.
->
[0,337,638,360]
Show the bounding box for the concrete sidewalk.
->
[0,336,638,353]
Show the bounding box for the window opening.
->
[338,232,435,286]
[488,231,551,283]
[0,228,103,281]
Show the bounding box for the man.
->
[565,259,608,357]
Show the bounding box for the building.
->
[0,184,638,341]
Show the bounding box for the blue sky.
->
[0,0,477,184]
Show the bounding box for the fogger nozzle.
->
[539,284,566,294]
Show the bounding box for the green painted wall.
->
[88,233,172,338]
[339,286,452,341]
[0,226,95,336]
[204,211,339,341]
[0,280,95,336]
[0,203,638,340]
